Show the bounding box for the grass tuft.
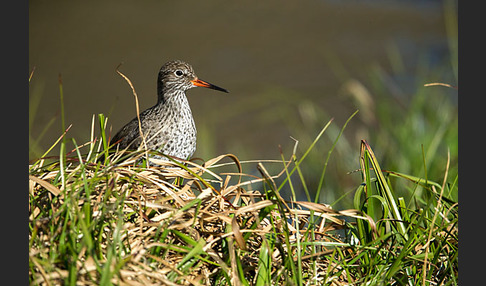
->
[29,111,457,285]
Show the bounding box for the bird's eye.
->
[175,70,183,77]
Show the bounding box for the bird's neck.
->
[157,81,167,104]
[155,89,192,115]
[156,80,193,121]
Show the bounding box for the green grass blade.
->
[361,140,408,240]
[315,110,359,203]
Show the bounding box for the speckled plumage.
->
[111,60,228,160]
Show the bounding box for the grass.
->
[29,105,457,285]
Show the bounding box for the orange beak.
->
[191,78,229,93]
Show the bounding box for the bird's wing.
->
[110,117,143,150]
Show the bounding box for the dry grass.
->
[29,145,371,285]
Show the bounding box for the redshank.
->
[110,60,228,161]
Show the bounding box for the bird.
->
[109,60,228,162]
